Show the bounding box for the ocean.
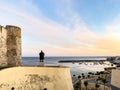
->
[22,56,115,75]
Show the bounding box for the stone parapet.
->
[0,66,73,90]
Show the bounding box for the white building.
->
[111,69,120,90]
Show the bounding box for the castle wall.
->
[0,26,8,66]
[6,25,21,66]
[0,66,73,90]
[0,25,21,66]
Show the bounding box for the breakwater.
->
[59,60,107,63]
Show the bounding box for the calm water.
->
[22,56,113,75]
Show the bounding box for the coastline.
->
[22,57,117,75]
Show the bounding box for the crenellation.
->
[0,25,21,66]
[6,25,21,30]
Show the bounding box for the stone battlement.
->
[6,25,21,30]
[0,66,73,90]
[0,25,21,66]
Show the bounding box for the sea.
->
[22,56,115,76]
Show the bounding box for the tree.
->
[82,73,84,76]
[72,74,76,81]
[73,74,76,77]
[75,83,79,90]
[102,78,107,90]
[82,75,85,79]
[95,83,100,90]
[88,72,92,74]
[96,71,100,75]
[82,73,85,79]
[87,75,90,78]
[100,71,104,74]
[78,75,81,79]
[84,81,88,90]
[96,76,101,81]
[78,75,81,90]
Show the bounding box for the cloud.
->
[93,14,120,56]
[0,0,101,56]
[95,36,120,53]
[0,0,120,56]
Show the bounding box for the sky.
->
[0,0,120,56]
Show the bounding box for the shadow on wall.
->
[111,85,120,90]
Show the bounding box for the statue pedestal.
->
[38,62,44,66]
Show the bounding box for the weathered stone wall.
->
[0,25,21,66]
[0,26,8,66]
[6,25,21,66]
[0,66,73,90]
[111,69,120,90]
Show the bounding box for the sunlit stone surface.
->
[0,66,73,90]
[0,25,21,66]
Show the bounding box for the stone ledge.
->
[6,25,21,30]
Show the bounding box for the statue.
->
[39,50,45,62]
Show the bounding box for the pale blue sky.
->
[0,0,120,56]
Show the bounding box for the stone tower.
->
[0,26,8,66]
[0,25,21,66]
